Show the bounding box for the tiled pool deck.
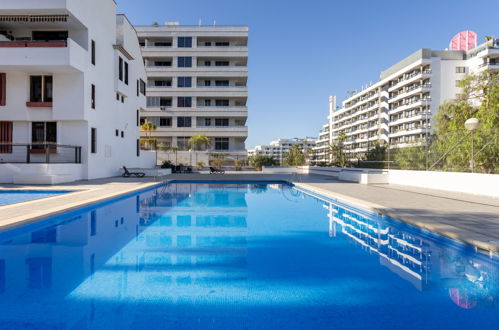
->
[1,172,498,254]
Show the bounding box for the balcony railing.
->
[0,40,67,48]
[0,143,82,164]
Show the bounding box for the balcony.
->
[149,125,248,137]
[141,46,248,58]
[0,39,86,72]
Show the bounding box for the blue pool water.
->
[0,182,497,329]
[0,190,71,206]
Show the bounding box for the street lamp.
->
[464,118,480,173]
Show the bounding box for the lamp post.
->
[464,118,480,173]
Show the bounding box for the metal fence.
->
[353,130,499,173]
[0,143,82,164]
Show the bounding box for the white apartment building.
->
[314,38,499,162]
[248,138,317,164]
[135,23,249,164]
[0,0,154,184]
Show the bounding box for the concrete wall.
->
[0,163,84,183]
[388,170,499,197]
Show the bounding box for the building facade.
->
[313,39,499,163]
[0,0,152,183]
[135,23,249,164]
[248,138,317,164]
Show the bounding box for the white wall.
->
[0,164,84,183]
[388,170,499,197]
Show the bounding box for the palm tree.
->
[188,134,211,151]
[141,121,157,138]
[140,121,157,151]
[188,135,212,167]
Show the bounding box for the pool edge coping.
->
[293,182,499,255]
[1,177,497,256]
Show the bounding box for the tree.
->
[283,145,306,166]
[188,134,211,151]
[248,155,278,170]
[188,135,212,168]
[359,142,387,168]
[329,131,348,167]
[393,146,427,170]
[140,121,157,139]
[432,70,499,172]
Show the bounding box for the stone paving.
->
[1,172,498,254]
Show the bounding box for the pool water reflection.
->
[0,182,497,329]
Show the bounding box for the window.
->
[178,97,192,107]
[136,80,139,96]
[215,80,229,86]
[30,76,53,103]
[121,95,124,103]
[155,41,171,47]
[215,61,230,66]
[116,93,120,101]
[147,97,172,107]
[215,99,229,107]
[177,117,192,127]
[91,84,95,109]
[177,77,192,88]
[154,61,171,67]
[160,118,171,127]
[215,118,229,126]
[177,136,191,150]
[119,57,123,81]
[204,118,211,126]
[205,42,212,46]
[178,37,192,48]
[136,110,139,127]
[204,99,211,106]
[204,80,211,86]
[204,60,211,66]
[124,62,129,85]
[136,139,140,157]
[215,41,230,46]
[32,122,56,144]
[0,73,5,106]
[91,40,96,65]
[0,121,13,153]
[215,137,229,150]
[32,31,68,41]
[91,128,97,153]
[178,57,192,68]
[455,66,466,73]
[115,129,119,137]
[140,79,146,95]
[155,80,171,87]
[121,131,124,138]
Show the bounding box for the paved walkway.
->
[1,173,498,254]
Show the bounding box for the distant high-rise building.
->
[135,23,249,164]
[312,37,499,163]
[248,138,317,164]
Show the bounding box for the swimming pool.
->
[0,182,497,329]
[0,190,71,206]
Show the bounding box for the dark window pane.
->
[124,62,129,85]
[119,57,123,81]
[30,76,42,102]
[44,76,53,102]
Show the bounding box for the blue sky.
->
[117,0,499,148]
